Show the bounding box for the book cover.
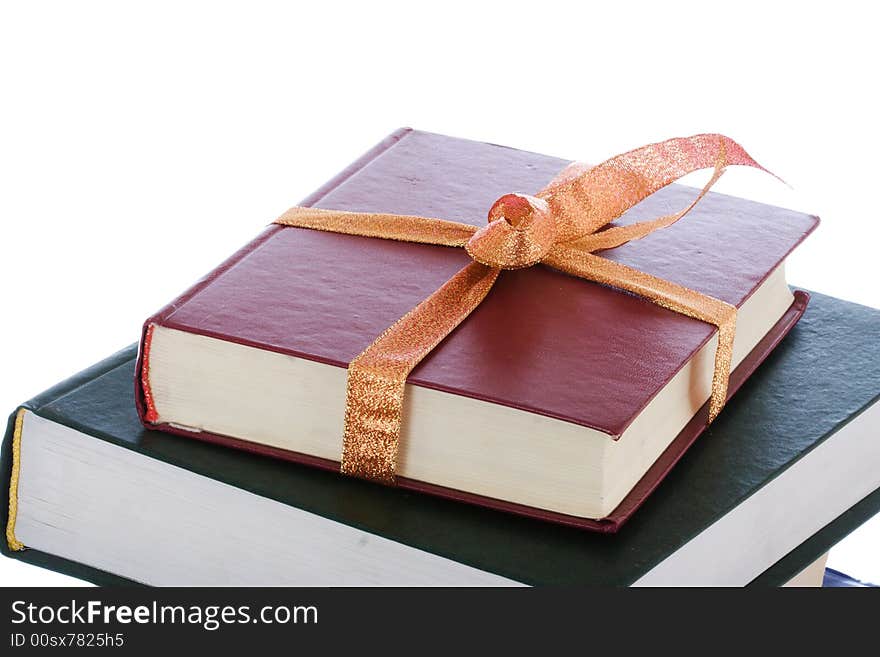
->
[5,292,879,585]
[134,129,818,530]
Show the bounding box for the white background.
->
[1,1,877,586]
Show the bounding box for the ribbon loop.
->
[537,134,765,242]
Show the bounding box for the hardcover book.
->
[136,129,818,530]
[3,292,880,585]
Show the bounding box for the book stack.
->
[3,129,879,586]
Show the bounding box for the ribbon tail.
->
[543,250,736,422]
[342,262,500,484]
[538,134,768,242]
[275,207,477,247]
[567,148,727,253]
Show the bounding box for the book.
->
[822,568,876,587]
[4,291,879,585]
[135,129,818,530]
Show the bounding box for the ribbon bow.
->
[276,134,770,485]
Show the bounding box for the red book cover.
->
[135,128,818,531]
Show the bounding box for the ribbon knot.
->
[466,193,556,269]
[275,134,773,485]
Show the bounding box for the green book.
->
[2,291,879,586]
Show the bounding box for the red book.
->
[136,129,817,531]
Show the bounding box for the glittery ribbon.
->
[275,134,770,485]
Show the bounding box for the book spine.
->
[4,409,25,551]
[1,344,138,557]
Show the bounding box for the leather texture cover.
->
[5,292,880,585]
[135,128,819,530]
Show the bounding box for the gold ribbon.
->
[275,134,770,485]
